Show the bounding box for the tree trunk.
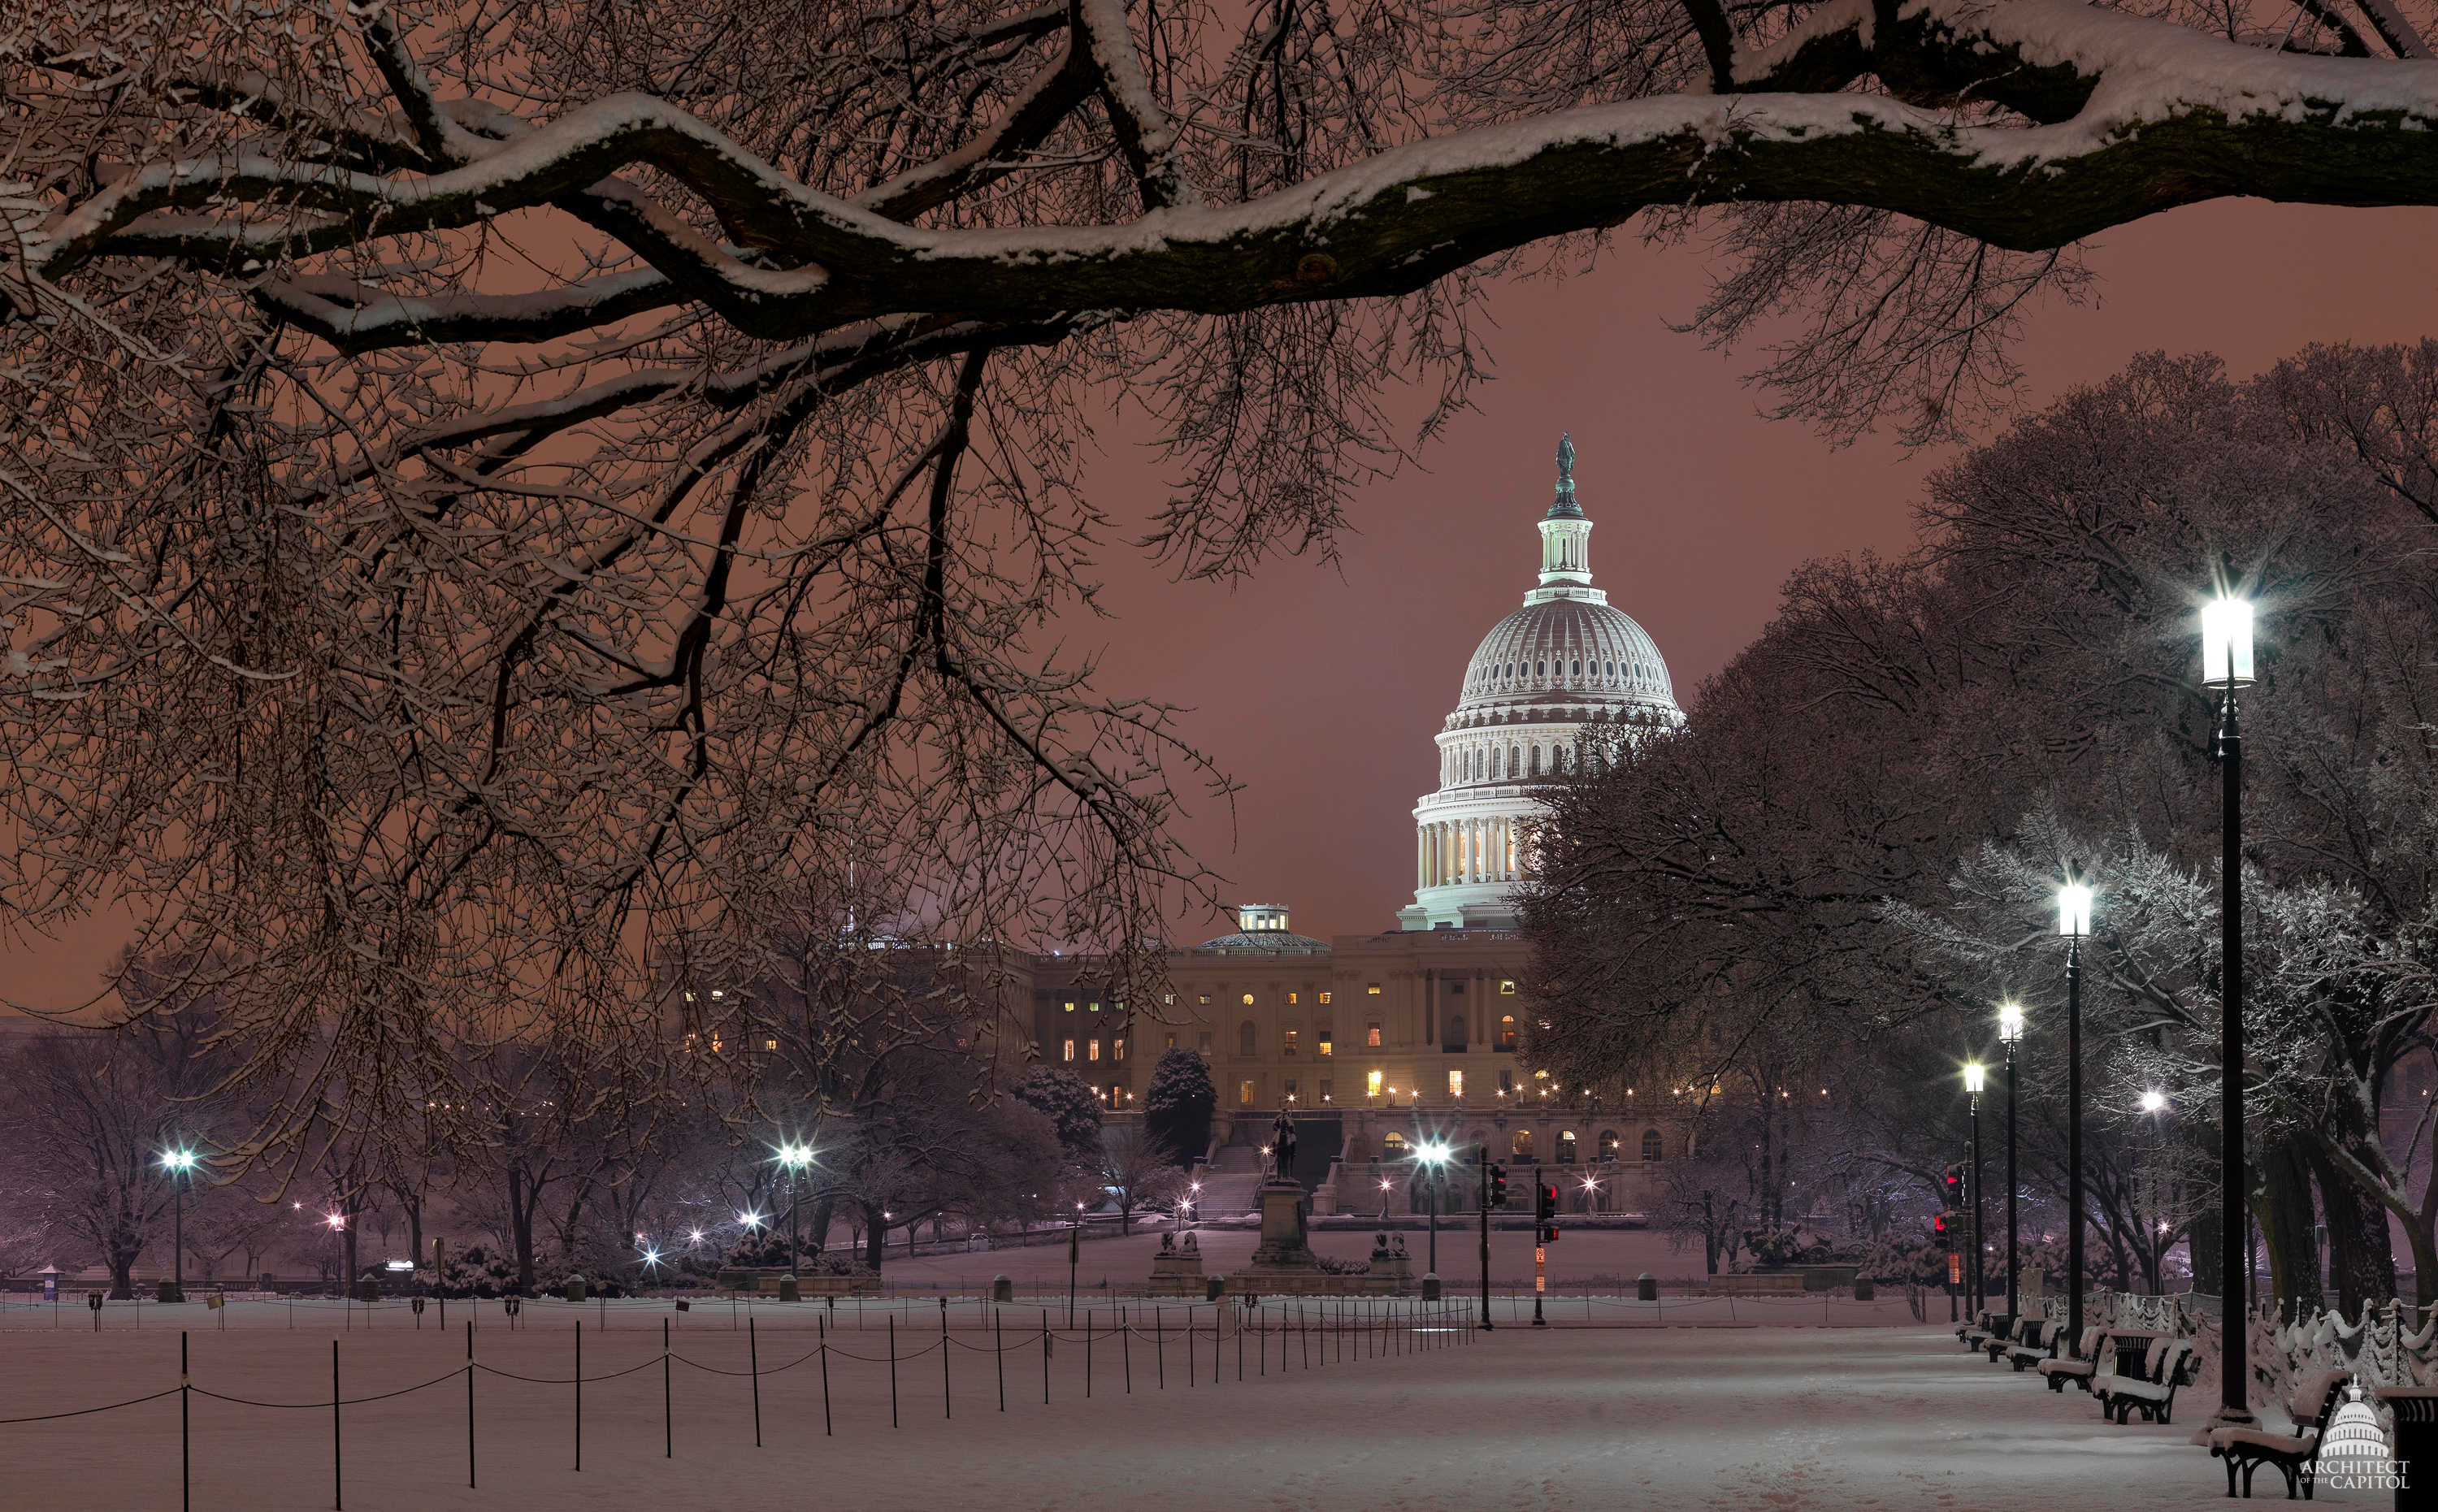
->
[2255,1137,2323,1322]
[861,1201,887,1272]
[107,1227,141,1300]
[2189,1206,2223,1298]
[506,1167,539,1296]
[2306,1142,2397,1319]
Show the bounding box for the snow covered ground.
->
[0,1302,2358,1510]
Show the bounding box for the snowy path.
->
[0,1322,2336,1509]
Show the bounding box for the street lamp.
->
[1963,1064,1985,1315]
[1998,1004,2024,1325]
[159,1149,197,1302]
[2059,880,2092,1347]
[776,1143,814,1286]
[2203,591,2255,1428]
[1416,1141,1451,1279]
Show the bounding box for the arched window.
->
[1382,1131,1408,1159]
[1641,1129,1664,1162]
[1535,660,1545,678]
[1598,1130,1620,1160]
[1558,1130,1577,1163]
[1511,1129,1534,1159]
[1498,1015,1517,1050]
[1443,1013,1465,1053]
[1507,745,1519,778]
[1239,1020,1256,1056]
[1572,659,1581,676]
[1529,746,1542,776]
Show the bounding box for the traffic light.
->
[1489,1164,1509,1209]
[1534,1179,1557,1224]
[1941,1163,1965,1208]
[1540,1223,1561,1245]
[1933,1209,1953,1238]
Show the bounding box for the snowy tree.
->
[12,1,2438,1168]
[1142,1047,1216,1164]
[1095,1121,1186,1233]
[1014,1067,1105,1159]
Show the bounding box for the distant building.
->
[1031,439,1693,1215]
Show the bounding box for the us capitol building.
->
[1031,438,1690,1214]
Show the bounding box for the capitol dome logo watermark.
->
[2320,1380,2409,1494]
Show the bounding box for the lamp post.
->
[1416,1142,1450,1278]
[2059,881,2092,1347]
[160,1149,197,1302]
[1964,1064,1985,1314]
[777,1143,813,1285]
[2204,592,2256,1427]
[1999,1003,2024,1324]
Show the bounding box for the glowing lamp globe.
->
[2058,885,2093,938]
[1963,1063,1985,1094]
[1998,1003,2024,1043]
[2201,597,2255,689]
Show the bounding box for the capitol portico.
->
[1029,438,1694,1215]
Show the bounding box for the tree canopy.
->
[11,0,2438,1162]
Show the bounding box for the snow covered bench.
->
[1980,1315,2036,1363]
[1959,1309,2004,1352]
[2036,1327,2109,1393]
[2095,1338,2199,1424]
[2005,1319,2065,1371]
[2207,1368,2349,1500]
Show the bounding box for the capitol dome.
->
[2322,1385,2392,1474]
[1396,435,1685,932]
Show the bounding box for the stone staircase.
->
[1196,1146,1265,1215]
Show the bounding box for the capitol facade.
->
[1026,439,1692,1213]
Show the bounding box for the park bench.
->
[2208,1368,2349,1500]
[1981,1315,2035,1363]
[2095,1338,2199,1424]
[1959,1310,2004,1351]
[2037,1327,2110,1393]
[2006,1319,2065,1371]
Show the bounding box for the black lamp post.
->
[2204,593,2256,1427]
[1964,1063,1985,1313]
[778,1142,813,1285]
[160,1149,196,1302]
[2060,882,2091,1347]
[1999,1003,2023,1322]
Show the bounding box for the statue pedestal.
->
[1147,1235,1208,1296]
[1247,1181,1319,1270]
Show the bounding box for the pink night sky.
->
[7,200,2438,1001]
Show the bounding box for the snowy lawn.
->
[0,1312,2354,1510]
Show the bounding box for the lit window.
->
[1165,1033,1177,1050]
[1287,992,1298,1004]
[1319,991,1331,1004]
[1114,1039,1126,1060]
[1063,1039,1076,1062]
[1239,1080,1256,1107]
[1065,1002,1076,1012]
[1089,1038,1101,1061]
[1447,1068,1464,1098]
[1367,1069,1384,1097]
[1198,994,1212,1005]
[1317,1032,1332,1056]
[1383,1132,1407,1156]
[1242,993,1254,1005]
[765,1038,777,1050]
[1367,984,1381,995]
[1367,1023,1382,1048]
[1500,980,1516,994]
[1089,1001,1100,1012]
[1163,994,1175,1006]
[1282,1028,1299,1056]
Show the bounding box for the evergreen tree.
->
[1143,1049,1215,1166]
[1013,1068,1102,1159]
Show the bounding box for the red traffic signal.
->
[1941,1163,1964,1207]
[1539,1224,1560,1245]
[1534,1181,1558,1223]
[1933,1209,1953,1237]
[1489,1164,1510,1209]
